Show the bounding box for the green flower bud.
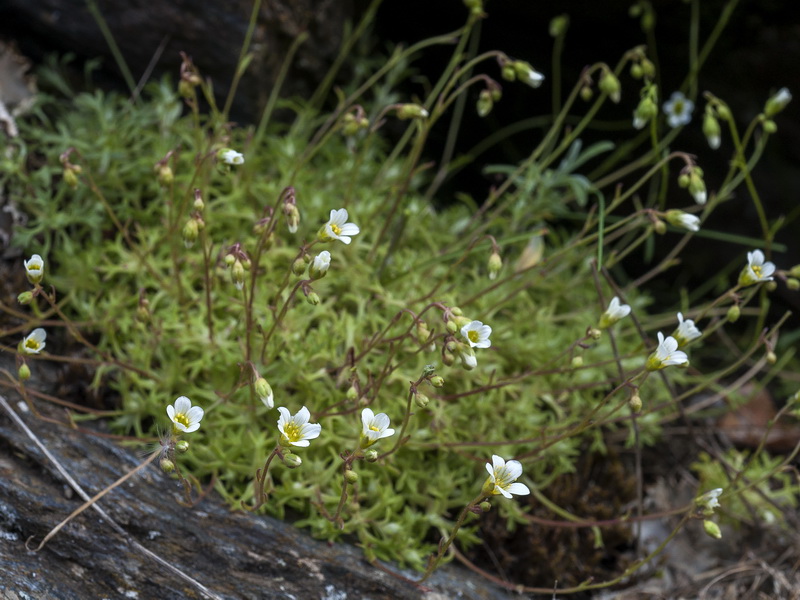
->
[479,501,492,512]
[284,453,302,469]
[346,385,359,401]
[306,292,321,306]
[703,110,722,150]
[726,305,740,323]
[630,63,643,79]
[571,355,583,368]
[716,104,731,121]
[18,363,31,381]
[629,390,642,413]
[549,15,569,37]
[364,449,378,462]
[766,350,777,364]
[63,167,80,189]
[446,320,458,334]
[450,307,463,316]
[292,257,307,276]
[414,392,429,408]
[477,89,493,117]
[224,254,236,267]
[786,278,799,290]
[513,61,545,88]
[344,469,359,484]
[231,259,246,290]
[501,63,516,82]
[654,220,667,235]
[703,520,722,539]
[764,87,791,118]
[17,291,33,305]
[766,281,777,292]
[176,440,189,453]
[580,85,593,101]
[599,69,621,104]
[589,327,602,340]
[396,104,429,120]
[762,119,777,134]
[640,58,655,79]
[160,459,175,473]
[430,375,444,388]
[442,351,455,366]
[488,251,502,280]
[182,218,199,249]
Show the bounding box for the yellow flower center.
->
[468,330,479,343]
[673,100,684,114]
[174,412,190,428]
[25,339,40,351]
[29,265,41,273]
[283,422,301,442]
[330,223,342,235]
[369,424,380,432]
[751,265,763,278]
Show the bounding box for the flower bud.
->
[364,449,378,462]
[442,351,455,366]
[309,251,331,280]
[571,355,583,368]
[766,350,777,365]
[231,259,246,290]
[306,292,321,306]
[255,377,274,408]
[599,69,621,103]
[430,375,444,388]
[703,520,722,539]
[629,390,642,413]
[589,327,602,340]
[63,166,80,189]
[160,459,175,473]
[284,453,302,469]
[18,363,31,381]
[766,281,777,292]
[513,61,545,88]
[703,109,721,150]
[17,291,33,305]
[156,164,174,187]
[182,218,199,249]
[463,0,483,15]
[341,113,361,137]
[477,89,494,117]
[726,305,740,323]
[501,63,516,82]
[224,254,236,267]
[292,257,307,276]
[479,501,492,512]
[396,104,429,120]
[346,385,359,401]
[633,93,658,129]
[786,278,800,290]
[176,440,190,453]
[653,220,667,235]
[580,85,593,101]
[217,148,244,165]
[344,469,359,484]
[283,203,300,233]
[414,392,430,408]
[762,119,777,133]
[688,169,707,204]
[446,320,458,334]
[764,87,791,118]
[487,251,502,280]
[629,63,643,79]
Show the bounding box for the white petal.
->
[295,406,310,425]
[361,408,374,430]
[506,482,530,496]
[174,396,191,414]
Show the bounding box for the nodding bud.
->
[160,459,175,473]
[156,164,174,187]
[396,104,429,120]
[764,87,791,118]
[182,219,199,248]
[414,392,430,408]
[488,251,502,280]
[18,363,31,381]
[653,220,667,235]
[599,69,621,103]
[176,440,189,453]
[766,350,777,365]
[477,89,494,117]
[17,291,33,305]
[63,165,81,189]
[479,501,492,513]
[726,305,740,323]
[571,355,583,368]
[430,375,444,388]
[284,453,302,469]
[283,203,300,233]
[306,292,321,306]
[231,259,246,290]
[365,449,378,462]
[442,351,455,366]
[292,257,307,276]
[344,469,359,484]
[629,390,642,413]
[703,109,721,150]
[703,520,722,539]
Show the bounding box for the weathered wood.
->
[0,389,513,599]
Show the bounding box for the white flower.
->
[662,91,694,128]
[167,396,204,433]
[484,455,530,498]
[277,406,321,447]
[318,208,360,245]
[24,254,45,285]
[696,488,723,515]
[459,346,478,370]
[219,149,244,165]
[673,312,702,347]
[255,377,274,409]
[598,296,631,329]
[646,332,689,371]
[461,320,492,348]
[20,328,46,355]
[310,251,331,279]
[360,408,395,448]
[665,210,700,232]
[513,61,545,88]
[738,249,776,287]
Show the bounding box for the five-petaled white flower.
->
[461,320,492,348]
[219,149,244,165]
[318,208,360,245]
[20,328,47,355]
[646,332,689,371]
[360,408,395,448]
[598,296,631,329]
[167,396,204,433]
[673,312,702,347]
[662,91,694,128]
[484,455,530,498]
[665,210,700,233]
[277,406,321,447]
[24,254,45,285]
[310,251,331,279]
[738,250,776,287]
